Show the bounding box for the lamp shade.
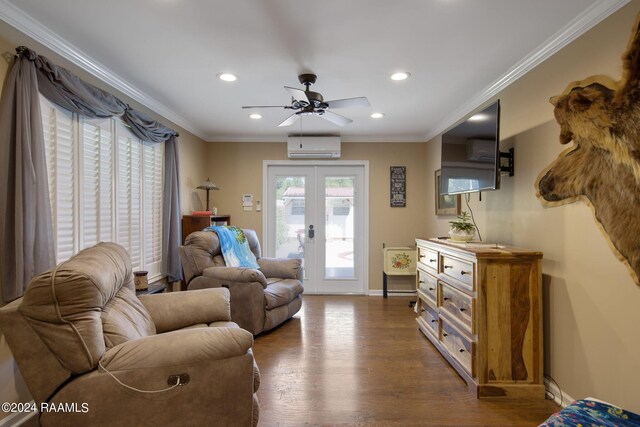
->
[197,178,219,190]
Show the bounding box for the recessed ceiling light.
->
[249,113,262,119]
[217,73,237,82]
[390,72,410,81]
[468,113,488,122]
[370,112,385,119]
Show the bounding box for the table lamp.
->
[197,178,219,212]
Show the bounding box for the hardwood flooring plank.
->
[253,295,557,426]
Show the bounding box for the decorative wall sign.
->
[536,13,640,287]
[390,166,406,207]
[435,169,461,216]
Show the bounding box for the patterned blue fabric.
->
[206,226,260,269]
[540,399,640,427]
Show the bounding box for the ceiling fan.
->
[242,73,370,127]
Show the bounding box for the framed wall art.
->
[435,169,460,216]
[390,166,406,207]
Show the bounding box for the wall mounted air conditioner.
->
[466,139,495,161]
[287,136,341,159]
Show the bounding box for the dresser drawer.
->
[417,269,438,303]
[418,246,438,272]
[440,282,474,334]
[418,299,439,336]
[441,319,475,376]
[440,253,474,291]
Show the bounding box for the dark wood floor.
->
[252,295,559,427]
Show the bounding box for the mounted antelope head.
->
[536,13,640,286]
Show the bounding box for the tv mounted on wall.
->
[440,100,502,195]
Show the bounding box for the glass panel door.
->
[267,166,316,291]
[266,164,365,294]
[275,175,306,267]
[324,176,355,279]
[317,166,364,294]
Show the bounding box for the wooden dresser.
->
[415,238,544,398]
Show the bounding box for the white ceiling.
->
[0,0,629,142]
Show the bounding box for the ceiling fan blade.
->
[241,105,290,109]
[325,97,370,109]
[284,86,309,104]
[320,110,353,127]
[278,113,301,127]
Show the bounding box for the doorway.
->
[264,162,368,294]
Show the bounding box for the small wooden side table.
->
[181,214,231,243]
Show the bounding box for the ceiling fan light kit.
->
[242,73,370,127]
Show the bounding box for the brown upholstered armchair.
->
[179,229,304,335]
[0,242,260,427]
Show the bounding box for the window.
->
[40,95,164,278]
[290,199,305,216]
[332,206,350,216]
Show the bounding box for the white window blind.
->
[40,95,164,278]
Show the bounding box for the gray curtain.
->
[0,46,183,301]
[0,50,56,302]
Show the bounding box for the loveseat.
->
[0,242,260,426]
[179,229,303,335]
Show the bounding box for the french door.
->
[264,162,368,294]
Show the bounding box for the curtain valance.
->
[0,46,182,302]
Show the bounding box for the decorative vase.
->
[448,227,476,242]
[133,271,149,291]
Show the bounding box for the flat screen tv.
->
[440,100,500,195]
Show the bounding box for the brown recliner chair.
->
[0,242,260,427]
[179,229,303,335]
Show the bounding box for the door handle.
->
[308,225,315,239]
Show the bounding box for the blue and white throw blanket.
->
[206,226,260,269]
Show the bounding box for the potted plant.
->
[448,211,476,242]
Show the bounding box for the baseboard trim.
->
[368,290,417,297]
[544,377,575,408]
[0,406,37,427]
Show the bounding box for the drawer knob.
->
[443,297,450,301]
[429,258,437,263]
[428,287,435,291]
[430,319,438,323]
[459,348,465,353]
[443,333,448,337]
[444,265,453,269]
[459,307,466,312]
[419,280,426,284]
[460,270,471,275]
[419,254,426,258]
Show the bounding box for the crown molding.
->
[0,0,628,144]
[0,0,208,141]
[423,0,630,142]
[204,133,427,143]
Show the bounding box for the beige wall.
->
[426,1,640,412]
[205,141,428,292]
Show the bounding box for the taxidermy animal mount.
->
[537,13,640,286]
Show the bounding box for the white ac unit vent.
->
[287,136,341,159]
[466,139,495,161]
